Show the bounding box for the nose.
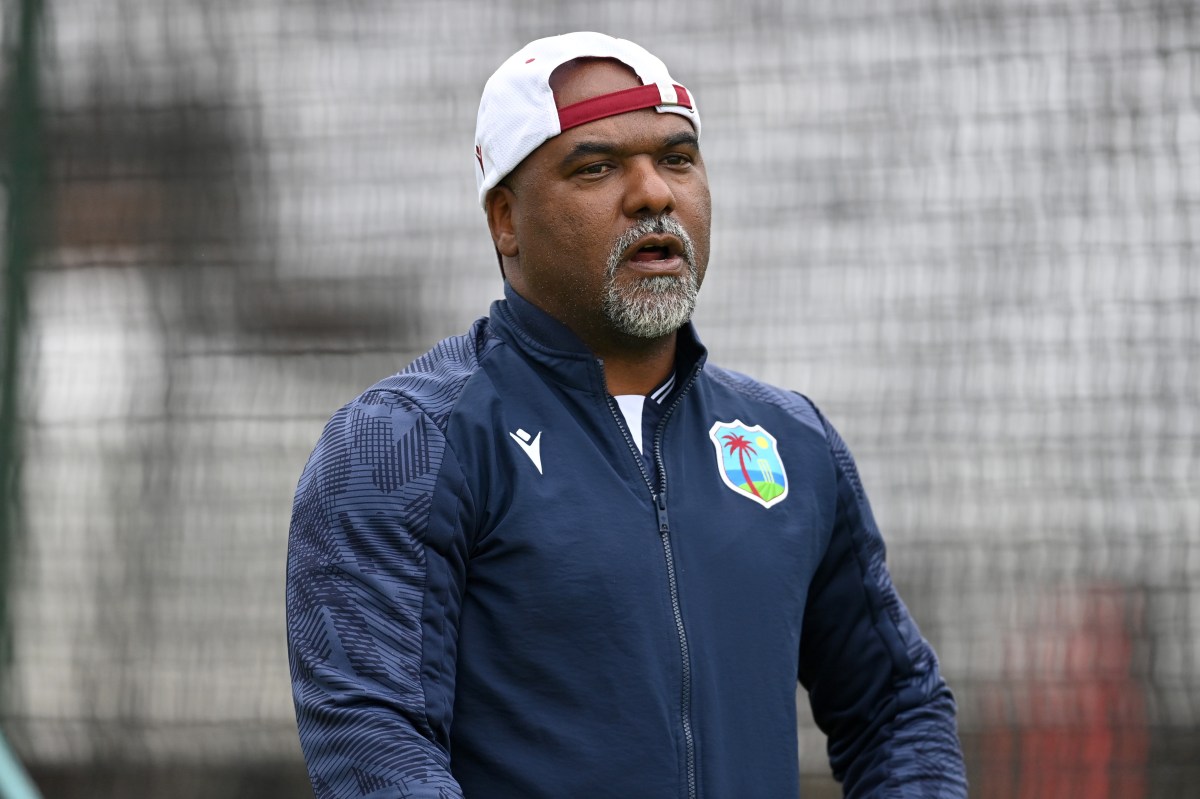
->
[622,156,675,218]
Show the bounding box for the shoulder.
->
[299,318,500,486]
[702,363,827,441]
[352,317,501,430]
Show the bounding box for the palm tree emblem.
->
[709,420,789,508]
[721,433,764,499]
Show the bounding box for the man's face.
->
[487,59,712,349]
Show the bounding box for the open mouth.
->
[621,231,685,266]
[631,245,672,262]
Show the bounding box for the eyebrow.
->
[662,131,700,150]
[559,130,700,168]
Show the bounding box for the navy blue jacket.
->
[287,286,967,799]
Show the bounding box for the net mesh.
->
[3,0,1198,796]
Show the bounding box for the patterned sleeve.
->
[799,414,968,797]
[286,390,469,799]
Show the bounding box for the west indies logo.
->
[708,420,788,508]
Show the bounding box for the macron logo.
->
[509,428,543,474]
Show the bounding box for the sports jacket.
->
[287,285,967,799]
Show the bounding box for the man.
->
[287,32,967,799]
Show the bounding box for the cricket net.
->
[2,0,1197,796]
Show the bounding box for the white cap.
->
[474,31,700,209]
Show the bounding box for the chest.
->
[467,393,833,628]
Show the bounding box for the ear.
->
[485,184,520,259]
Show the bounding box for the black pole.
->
[1,0,46,680]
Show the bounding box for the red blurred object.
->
[978,584,1148,799]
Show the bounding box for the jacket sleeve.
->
[286,392,470,799]
[798,415,967,797]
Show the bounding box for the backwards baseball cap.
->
[474,31,700,209]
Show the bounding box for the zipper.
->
[599,359,703,799]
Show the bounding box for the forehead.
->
[549,58,643,106]
[507,59,698,184]
[539,106,699,167]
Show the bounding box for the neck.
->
[593,333,677,395]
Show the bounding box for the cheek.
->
[517,207,612,296]
[682,192,712,261]
[541,201,616,262]
[690,180,713,228]
[512,181,627,277]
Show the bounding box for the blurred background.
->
[1,0,1197,797]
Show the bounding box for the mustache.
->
[607,216,696,274]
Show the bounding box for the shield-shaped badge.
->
[708,420,788,509]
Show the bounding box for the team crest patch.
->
[708,420,788,508]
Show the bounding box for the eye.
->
[576,162,613,177]
[662,153,692,168]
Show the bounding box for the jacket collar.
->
[489,282,708,397]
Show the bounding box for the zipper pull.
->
[655,492,669,534]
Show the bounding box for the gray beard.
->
[602,217,699,339]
